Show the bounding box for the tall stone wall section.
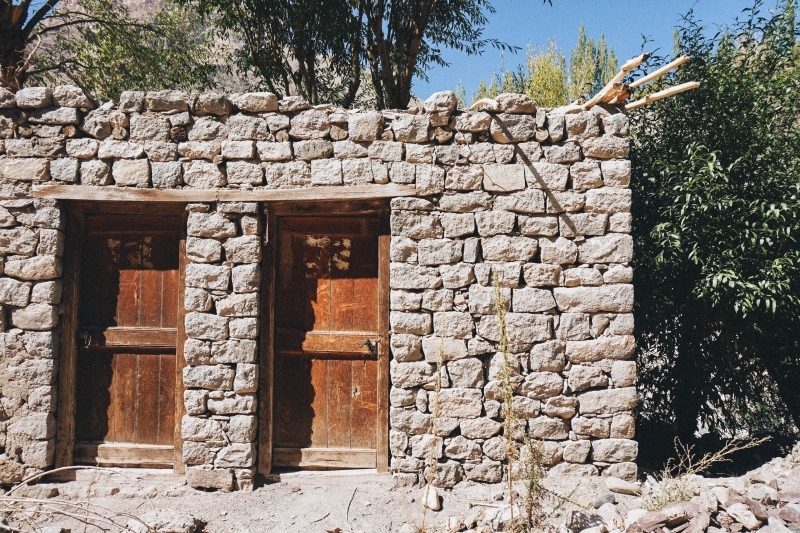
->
[182,202,261,491]
[0,85,636,488]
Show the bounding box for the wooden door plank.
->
[112,353,137,443]
[309,359,329,448]
[305,235,331,332]
[351,359,378,449]
[330,237,355,333]
[327,359,352,448]
[275,232,305,330]
[274,355,314,448]
[158,354,176,445]
[162,265,180,328]
[136,354,160,445]
[139,268,165,328]
[272,447,377,469]
[116,269,140,328]
[376,211,391,473]
[352,236,379,332]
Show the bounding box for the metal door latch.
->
[360,338,379,355]
[80,331,92,349]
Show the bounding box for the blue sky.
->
[412,0,764,100]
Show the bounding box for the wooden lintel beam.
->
[32,183,417,203]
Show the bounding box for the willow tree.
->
[631,0,800,440]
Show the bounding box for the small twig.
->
[468,501,505,508]
[345,486,357,532]
[310,512,330,524]
[9,465,156,509]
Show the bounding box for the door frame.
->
[54,202,188,473]
[257,202,391,474]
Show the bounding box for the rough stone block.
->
[184,312,228,340]
[528,416,569,440]
[582,136,630,159]
[10,303,58,330]
[183,365,235,390]
[512,287,556,313]
[390,312,432,335]
[489,113,535,143]
[112,159,150,187]
[210,339,257,363]
[2,158,50,182]
[15,87,53,108]
[553,284,634,313]
[483,164,525,192]
[591,439,638,462]
[222,140,255,160]
[186,467,234,491]
[183,161,226,188]
[290,109,330,140]
[208,394,256,415]
[392,114,430,143]
[526,162,569,190]
[578,387,636,415]
[481,235,538,261]
[566,335,635,363]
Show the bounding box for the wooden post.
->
[173,214,188,474]
[257,209,277,476]
[376,210,391,473]
[54,208,83,468]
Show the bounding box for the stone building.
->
[0,86,636,491]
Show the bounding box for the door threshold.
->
[43,467,184,483]
[275,468,381,478]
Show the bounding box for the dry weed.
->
[1,465,156,532]
[642,437,771,511]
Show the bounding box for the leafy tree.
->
[185,0,363,107]
[183,0,551,108]
[1,0,219,94]
[569,25,617,101]
[470,27,615,107]
[630,0,800,441]
[30,0,221,101]
[1,0,57,90]
[524,40,568,107]
[362,0,527,109]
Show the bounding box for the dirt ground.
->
[5,467,640,533]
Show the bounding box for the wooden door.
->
[74,214,181,467]
[272,217,387,469]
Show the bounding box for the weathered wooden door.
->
[74,214,182,467]
[272,217,388,469]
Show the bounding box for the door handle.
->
[79,331,92,349]
[360,339,379,355]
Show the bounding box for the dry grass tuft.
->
[642,437,770,511]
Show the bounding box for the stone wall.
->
[0,85,636,488]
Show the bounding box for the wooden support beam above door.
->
[32,184,416,202]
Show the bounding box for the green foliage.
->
[569,25,617,101]
[31,0,220,101]
[525,41,569,107]
[630,0,800,438]
[470,26,616,107]
[184,0,362,106]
